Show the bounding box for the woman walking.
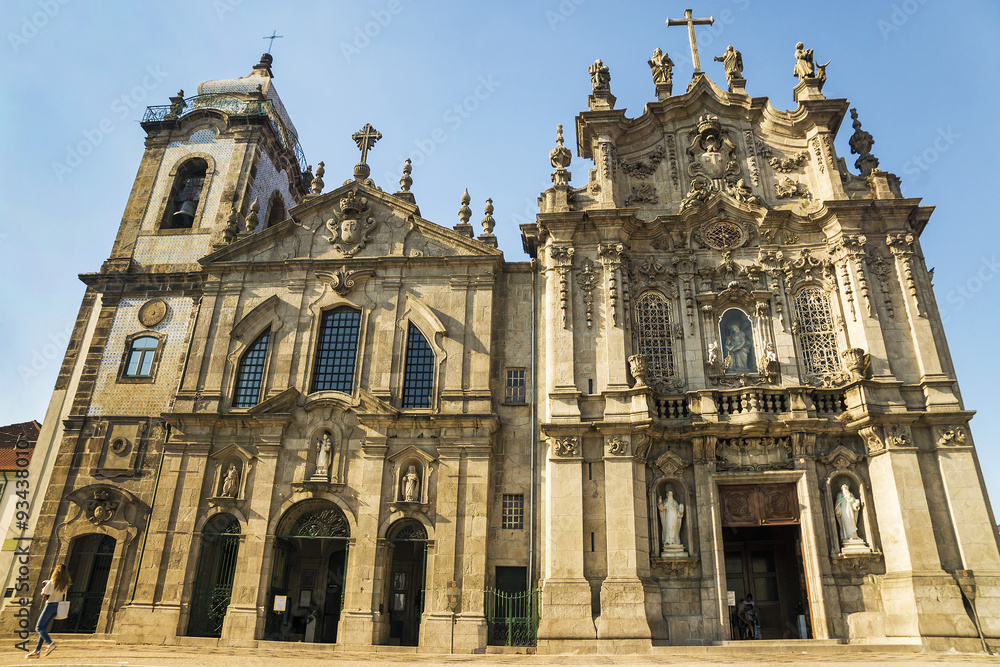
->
[26,564,71,659]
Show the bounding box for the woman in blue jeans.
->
[26,564,71,659]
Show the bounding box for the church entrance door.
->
[187,513,240,637]
[383,520,428,646]
[266,500,350,643]
[54,534,115,634]
[719,484,810,639]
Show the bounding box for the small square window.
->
[502,494,524,530]
[505,369,526,404]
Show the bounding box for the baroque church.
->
[5,18,1000,654]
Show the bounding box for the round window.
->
[703,221,743,249]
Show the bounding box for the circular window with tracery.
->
[704,221,744,249]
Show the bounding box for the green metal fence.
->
[484,588,539,647]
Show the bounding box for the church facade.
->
[7,34,1000,653]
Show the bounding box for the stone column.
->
[862,426,977,640]
[537,435,596,646]
[544,243,582,421]
[338,437,386,646]
[595,434,661,649]
[692,436,725,643]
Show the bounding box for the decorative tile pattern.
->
[87,297,193,417]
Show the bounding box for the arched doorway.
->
[265,500,349,643]
[53,534,115,633]
[187,513,240,637]
[383,519,427,646]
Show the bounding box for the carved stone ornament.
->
[576,259,600,328]
[936,426,968,447]
[842,347,870,380]
[775,176,811,199]
[651,557,699,577]
[137,298,168,328]
[316,265,374,297]
[716,437,793,472]
[325,190,377,255]
[606,437,629,456]
[624,183,658,206]
[833,551,882,573]
[654,449,689,475]
[769,150,809,173]
[686,115,740,194]
[551,436,580,457]
[628,354,649,387]
[89,489,119,525]
[633,433,652,460]
[858,426,885,456]
[819,443,863,470]
[619,148,665,179]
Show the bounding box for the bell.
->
[173,199,197,225]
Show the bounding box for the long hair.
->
[51,564,72,591]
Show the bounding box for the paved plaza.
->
[0,637,997,667]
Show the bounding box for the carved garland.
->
[550,245,575,329]
[576,260,600,328]
[887,233,923,316]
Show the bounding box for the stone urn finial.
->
[629,354,649,387]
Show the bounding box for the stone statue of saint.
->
[713,45,743,84]
[403,464,420,502]
[589,59,611,92]
[316,433,332,474]
[222,463,239,497]
[647,48,674,85]
[658,490,684,548]
[723,323,752,373]
[793,42,814,80]
[835,483,862,542]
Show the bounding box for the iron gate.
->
[485,588,539,646]
[187,516,241,637]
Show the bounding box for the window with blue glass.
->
[311,307,361,394]
[123,336,159,378]
[401,322,434,408]
[232,328,270,407]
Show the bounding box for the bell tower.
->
[102,53,309,273]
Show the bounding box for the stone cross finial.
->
[352,123,382,181]
[666,9,715,73]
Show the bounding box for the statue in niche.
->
[648,47,674,85]
[589,59,610,92]
[316,432,332,476]
[402,464,420,502]
[658,489,685,549]
[835,483,862,543]
[720,309,757,374]
[221,463,239,497]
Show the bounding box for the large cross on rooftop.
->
[666,9,715,74]
[352,123,382,165]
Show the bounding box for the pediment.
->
[201,182,501,266]
[248,387,300,415]
[387,444,436,465]
[209,442,255,462]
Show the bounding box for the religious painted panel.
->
[719,483,799,527]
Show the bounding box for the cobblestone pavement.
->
[0,641,997,667]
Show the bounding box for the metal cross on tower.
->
[263,30,283,53]
[666,9,715,74]
[352,123,382,165]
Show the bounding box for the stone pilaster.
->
[862,428,977,640]
[537,435,597,645]
[338,438,386,646]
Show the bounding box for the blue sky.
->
[3,1,1000,502]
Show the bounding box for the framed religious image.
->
[299,589,311,607]
[301,569,316,589]
[393,572,407,591]
[393,593,405,611]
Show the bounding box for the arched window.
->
[264,191,286,229]
[635,292,675,380]
[161,159,207,229]
[232,328,270,407]
[794,287,839,374]
[123,336,159,378]
[311,306,361,394]
[401,323,434,408]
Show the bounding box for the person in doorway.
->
[737,593,761,640]
[26,564,72,658]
